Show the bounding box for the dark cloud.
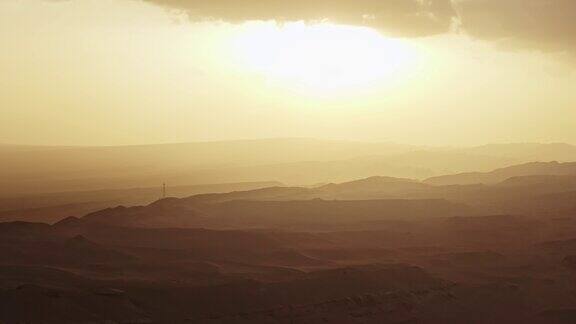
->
[457,0,576,53]
[146,0,458,37]
[146,0,576,53]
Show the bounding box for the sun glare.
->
[232,22,420,96]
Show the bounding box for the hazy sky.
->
[2,0,576,146]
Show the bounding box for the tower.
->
[162,183,166,199]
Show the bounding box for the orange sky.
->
[1,0,576,146]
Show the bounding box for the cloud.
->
[146,0,576,55]
[456,0,576,53]
[145,0,458,37]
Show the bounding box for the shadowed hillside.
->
[2,143,576,323]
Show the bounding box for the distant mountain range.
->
[6,159,576,225]
[0,181,281,224]
[426,161,576,185]
[2,139,576,196]
[42,160,576,229]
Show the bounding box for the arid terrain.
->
[3,142,576,323]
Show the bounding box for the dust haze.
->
[2,1,576,323]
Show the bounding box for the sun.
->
[231,21,420,96]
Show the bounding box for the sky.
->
[1,0,576,146]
